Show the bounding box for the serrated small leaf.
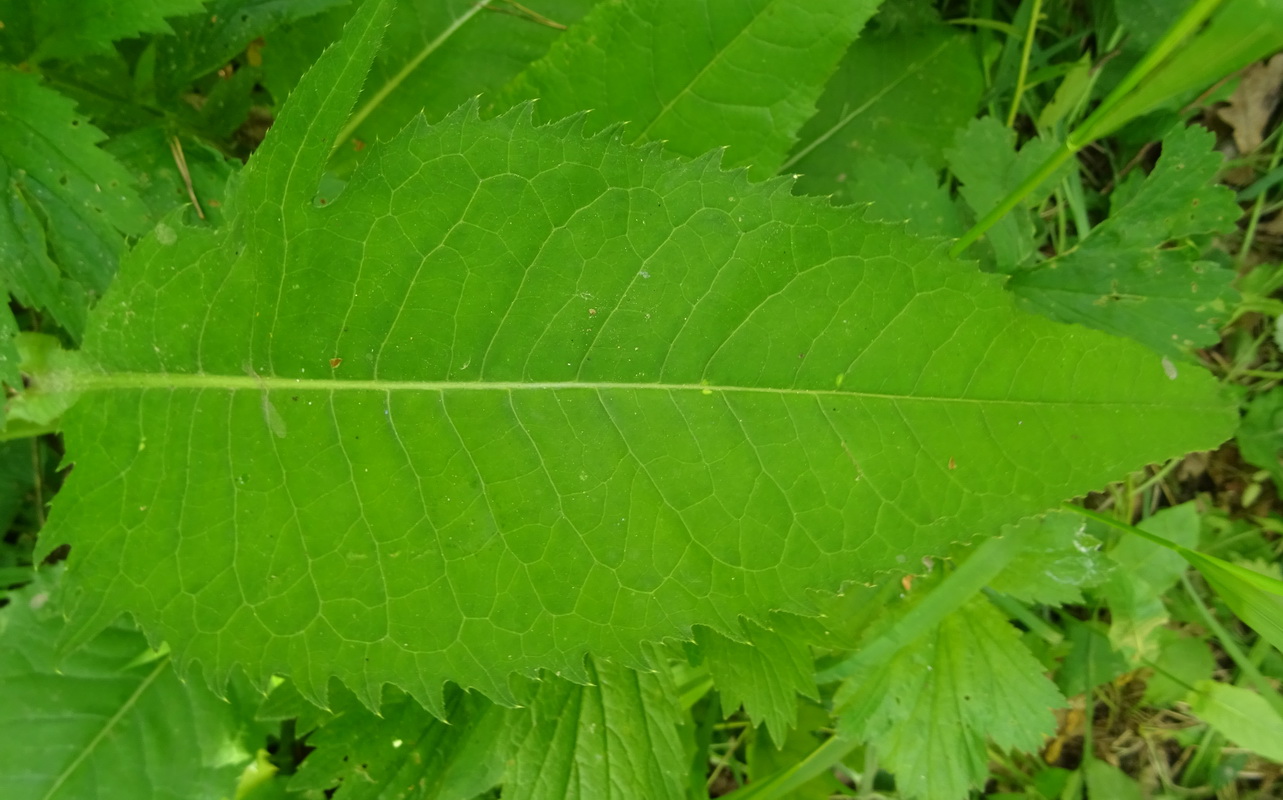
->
[841,597,1063,800]
[36,0,1237,712]
[289,685,511,800]
[1009,125,1240,358]
[500,0,882,178]
[946,117,1070,271]
[790,25,984,202]
[696,617,818,743]
[0,71,149,338]
[0,574,264,800]
[504,658,686,800]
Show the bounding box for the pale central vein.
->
[68,371,1193,408]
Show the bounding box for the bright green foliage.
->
[0,70,149,339]
[987,510,1110,606]
[789,25,984,203]
[0,575,264,800]
[696,617,818,742]
[504,657,686,800]
[500,0,882,178]
[290,686,510,799]
[1010,125,1240,358]
[946,117,1069,270]
[0,0,203,63]
[1187,680,1283,763]
[840,596,1063,800]
[31,0,1239,713]
[1099,502,1199,662]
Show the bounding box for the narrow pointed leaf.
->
[38,0,1236,710]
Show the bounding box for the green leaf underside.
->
[41,0,1235,712]
[499,0,883,178]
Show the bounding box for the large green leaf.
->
[37,0,1236,712]
[499,0,883,178]
[0,574,264,800]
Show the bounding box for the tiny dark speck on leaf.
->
[291,395,298,401]
[330,357,343,368]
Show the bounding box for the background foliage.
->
[2,0,1283,798]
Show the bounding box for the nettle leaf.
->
[946,117,1070,271]
[839,596,1063,800]
[289,684,511,800]
[1009,125,1240,358]
[499,0,883,178]
[0,0,203,63]
[38,0,1235,711]
[0,574,265,800]
[695,616,818,742]
[0,70,149,339]
[504,657,687,800]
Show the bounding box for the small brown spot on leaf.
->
[353,139,366,152]
[948,457,957,470]
[330,357,343,368]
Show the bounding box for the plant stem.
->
[1005,0,1043,127]
[949,0,1230,258]
[333,0,494,150]
[817,532,1024,685]
[1181,574,1283,716]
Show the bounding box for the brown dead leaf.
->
[1219,54,1283,154]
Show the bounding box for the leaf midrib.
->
[69,370,1201,408]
